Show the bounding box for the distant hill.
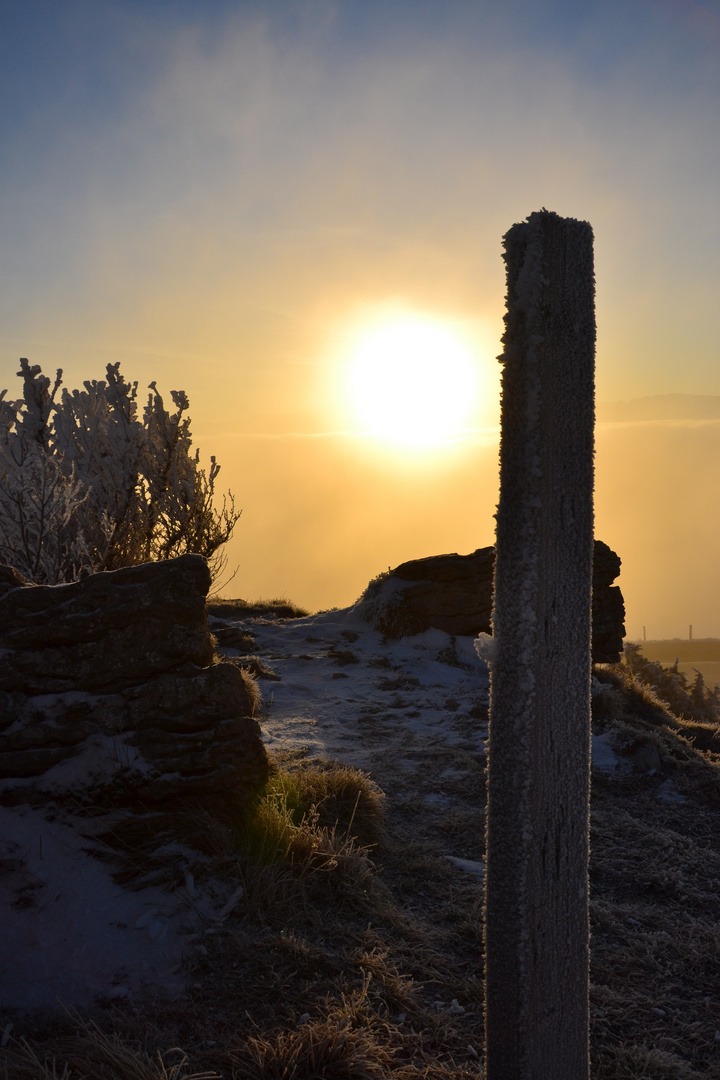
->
[598,394,720,422]
[632,639,720,663]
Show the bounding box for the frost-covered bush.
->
[0,358,240,584]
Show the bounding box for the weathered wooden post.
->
[483,210,595,1079]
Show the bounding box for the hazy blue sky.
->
[2,0,720,635]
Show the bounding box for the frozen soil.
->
[2,606,720,1078]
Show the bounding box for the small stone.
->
[445,856,486,878]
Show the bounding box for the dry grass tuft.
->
[231,762,384,927]
[227,1014,395,1080]
[206,597,310,620]
[0,1016,217,1080]
[224,655,281,681]
[269,760,386,847]
[240,760,384,861]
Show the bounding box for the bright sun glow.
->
[345,315,481,446]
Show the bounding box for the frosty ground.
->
[1,607,490,1014]
[2,602,720,1079]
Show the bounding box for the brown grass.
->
[0,1015,217,1080]
[206,598,310,620]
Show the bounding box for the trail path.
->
[243,609,490,799]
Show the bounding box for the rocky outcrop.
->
[590,540,626,663]
[0,554,269,808]
[358,549,495,640]
[357,540,626,663]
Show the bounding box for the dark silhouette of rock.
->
[358,540,625,663]
[358,549,495,640]
[0,555,215,694]
[0,554,268,808]
[591,540,626,663]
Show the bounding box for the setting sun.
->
[344,315,481,446]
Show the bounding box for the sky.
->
[1,0,720,638]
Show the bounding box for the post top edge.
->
[503,209,594,243]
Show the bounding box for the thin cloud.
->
[597,418,720,432]
[196,427,501,442]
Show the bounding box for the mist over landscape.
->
[2,0,720,639]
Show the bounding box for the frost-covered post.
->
[483,211,595,1079]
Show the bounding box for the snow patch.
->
[591,732,628,773]
[0,804,190,1010]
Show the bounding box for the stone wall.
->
[0,554,268,808]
